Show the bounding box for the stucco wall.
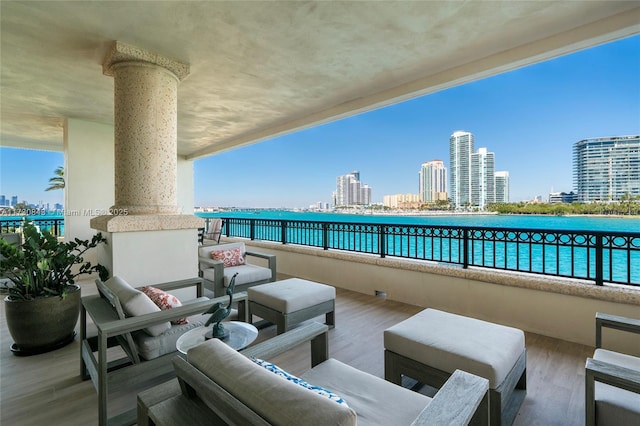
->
[64,119,114,265]
[242,240,640,356]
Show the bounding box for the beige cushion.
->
[104,276,171,336]
[248,278,335,313]
[133,320,203,360]
[593,349,640,425]
[384,308,525,388]
[202,263,272,287]
[188,339,356,426]
[301,358,430,426]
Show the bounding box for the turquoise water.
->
[3,210,639,232]
[196,210,640,233]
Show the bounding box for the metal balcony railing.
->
[0,218,64,237]
[202,217,640,287]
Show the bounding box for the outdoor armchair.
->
[585,312,640,426]
[198,241,276,297]
[81,275,247,426]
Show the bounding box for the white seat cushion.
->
[134,320,203,360]
[301,358,430,426]
[248,278,336,313]
[202,263,272,287]
[384,308,525,388]
[593,348,640,425]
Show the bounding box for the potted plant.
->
[0,220,108,355]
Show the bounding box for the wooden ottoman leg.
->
[384,350,403,385]
[276,313,287,335]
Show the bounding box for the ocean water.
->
[197,210,640,233]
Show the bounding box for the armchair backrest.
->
[205,219,223,243]
[95,278,142,364]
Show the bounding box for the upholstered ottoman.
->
[248,278,335,335]
[384,308,526,426]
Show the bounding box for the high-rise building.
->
[471,148,495,209]
[419,160,448,202]
[11,196,18,206]
[573,135,640,202]
[548,191,577,204]
[494,171,510,203]
[0,195,5,206]
[449,131,474,208]
[335,171,371,206]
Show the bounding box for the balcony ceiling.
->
[1,1,639,159]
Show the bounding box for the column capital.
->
[103,41,190,81]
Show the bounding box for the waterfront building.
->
[383,193,421,209]
[471,147,495,209]
[449,131,474,208]
[419,160,448,202]
[10,196,18,207]
[549,191,578,204]
[335,171,371,206]
[573,135,640,202]
[0,195,5,206]
[495,171,510,203]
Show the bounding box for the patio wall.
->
[242,240,640,356]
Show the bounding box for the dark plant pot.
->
[4,284,81,355]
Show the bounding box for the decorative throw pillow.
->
[211,247,245,267]
[251,357,349,406]
[141,286,188,325]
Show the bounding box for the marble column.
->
[90,41,202,287]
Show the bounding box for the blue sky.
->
[2,35,639,209]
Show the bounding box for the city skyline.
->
[1,35,639,209]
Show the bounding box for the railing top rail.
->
[221,217,640,238]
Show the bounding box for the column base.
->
[90,214,203,233]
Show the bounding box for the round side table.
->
[176,321,258,354]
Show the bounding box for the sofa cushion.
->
[301,358,431,426]
[211,246,245,267]
[133,320,203,360]
[593,349,640,425]
[202,264,272,287]
[142,286,188,325]
[188,339,356,425]
[252,357,349,406]
[104,276,171,337]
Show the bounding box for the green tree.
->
[45,166,65,192]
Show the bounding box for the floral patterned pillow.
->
[141,286,188,325]
[211,247,245,267]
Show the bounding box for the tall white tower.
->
[471,147,495,209]
[449,131,474,209]
[419,160,447,202]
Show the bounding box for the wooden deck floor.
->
[0,278,593,425]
